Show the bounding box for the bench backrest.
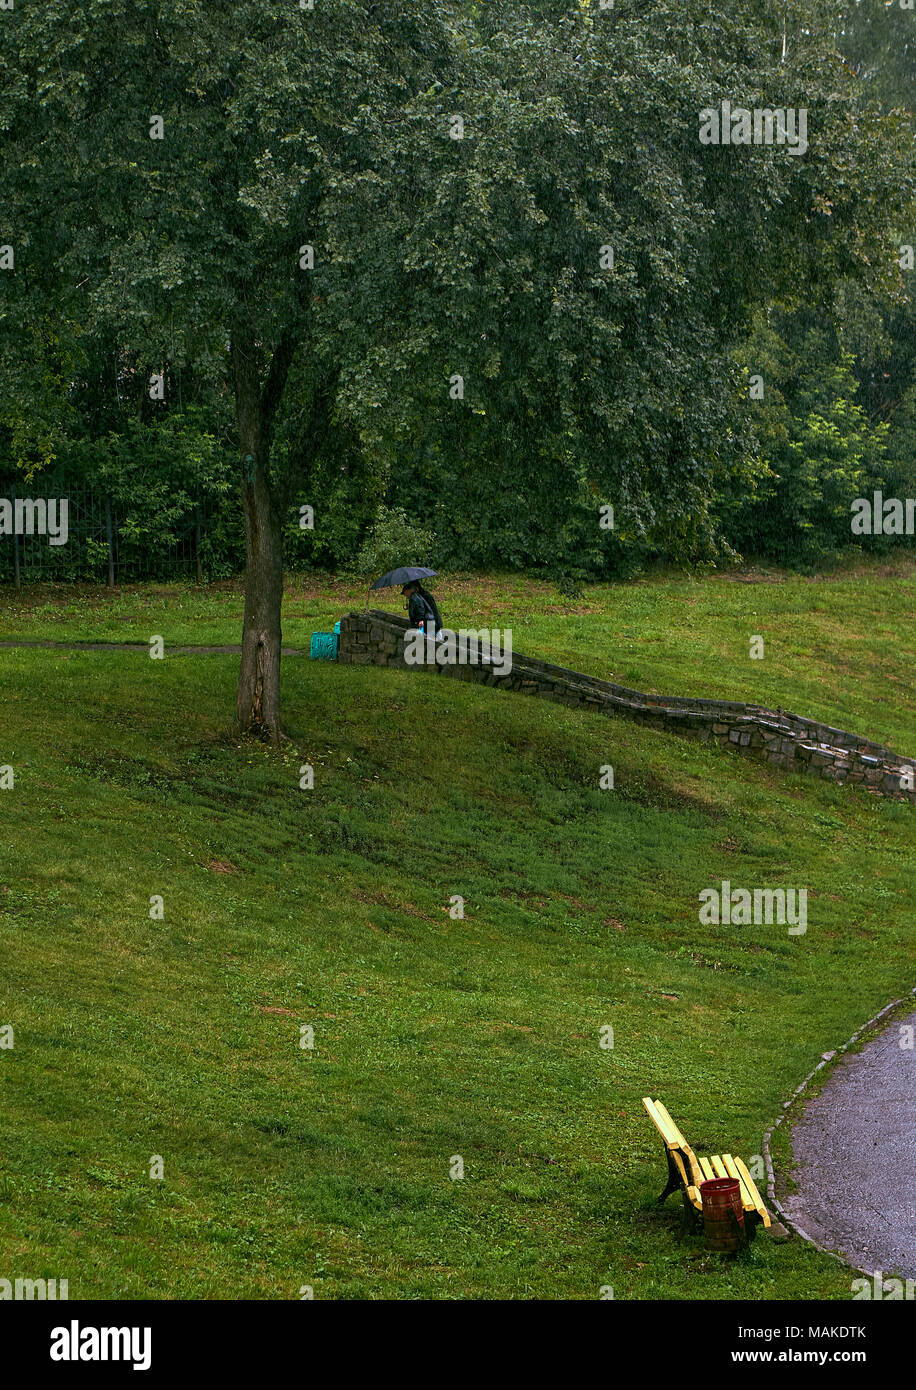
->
[642,1096,703,1187]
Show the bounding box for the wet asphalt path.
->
[782,1010,916,1278]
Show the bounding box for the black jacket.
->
[408,591,436,629]
[419,587,442,631]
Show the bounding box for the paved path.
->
[0,639,307,655]
[781,1010,916,1277]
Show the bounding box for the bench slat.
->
[721,1153,755,1211]
[653,1100,687,1149]
[681,1144,704,1188]
[734,1155,771,1227]
[710,1154,728,1179]
[642,1097,685,1149]
[698,1156,715,1181]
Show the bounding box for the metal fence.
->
[0,478,210,586]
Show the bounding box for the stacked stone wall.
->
[337,611,915,802]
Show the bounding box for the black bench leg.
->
[680,1190,700,1235]
[657,1151,681,1205]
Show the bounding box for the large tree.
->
[2,0,468,739]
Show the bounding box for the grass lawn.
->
[2,552,914,752]
[1,558,914,1299]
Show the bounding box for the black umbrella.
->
[370,566,438,590]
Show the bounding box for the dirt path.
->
[780,1010,916,1278]
[0,640,307,655]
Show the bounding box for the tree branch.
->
[260,330,298,431]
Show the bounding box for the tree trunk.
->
[237,461,284,743]
[233,338,285,744]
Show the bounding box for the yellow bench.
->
[642,1097,771,1236]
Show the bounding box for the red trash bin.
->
[700,1177,744,1252]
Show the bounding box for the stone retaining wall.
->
[337,611,915,802]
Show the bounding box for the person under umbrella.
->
[368,566,444,637]
[402,579,443,637]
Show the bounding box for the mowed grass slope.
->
[0,564,914,1299]
[3,553,914,752]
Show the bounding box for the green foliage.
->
[840,0,916,112]
[1,0,913,590]
[353,505,438,580]
[1,406,239,583]
[882,389,916,506]
[725,307,897,566]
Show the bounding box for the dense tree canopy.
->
[1,0,913,731]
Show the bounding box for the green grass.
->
[1,559,914,1299]
[3,552,914,751]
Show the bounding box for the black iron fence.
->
[0,476,340,585]
[0,478,220,586]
